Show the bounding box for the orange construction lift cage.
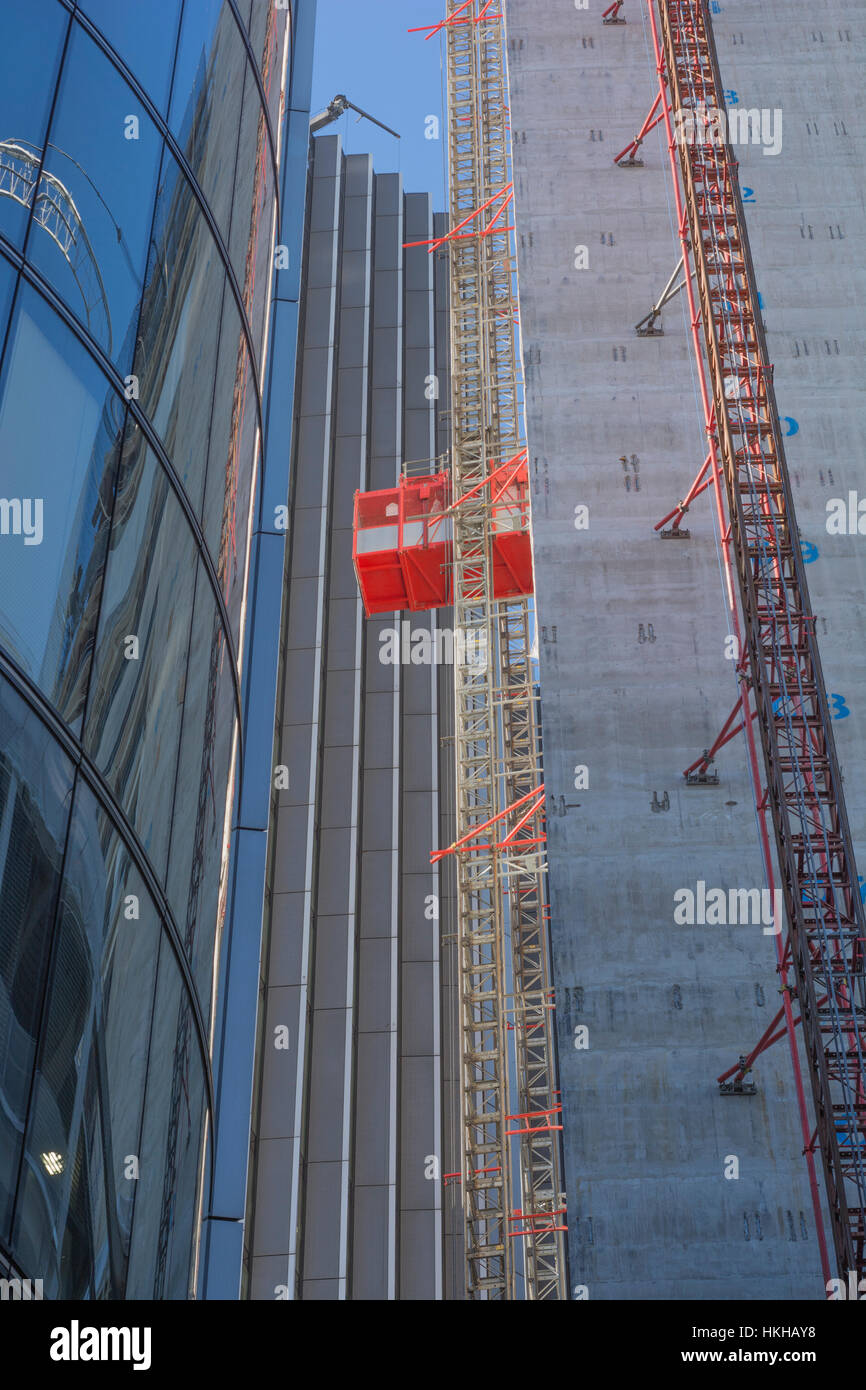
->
[352,456,534,615]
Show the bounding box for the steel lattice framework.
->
[438,0,567,1299]
[654,0,866,1278]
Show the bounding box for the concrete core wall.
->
[506,0,865,1299]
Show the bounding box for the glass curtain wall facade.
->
[0,0,301,1299]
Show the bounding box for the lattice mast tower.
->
[441,0,567,1300]
[652,0,866,1278]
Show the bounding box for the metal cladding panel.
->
[364,691,401,767]
[298,348,334,416]
[401,879,439,964]
[301,1278,342,1300]
[336,367,368,436]
[258,986,302,1137]
[250,1256,290,1302]
[247,133,448,1299]
[340,250,372,309]
[332,436,368,525]
[404,349,434,410]
[360,770,399,852]
[359,851,396,939]
[307,1009,352,1163]
[373,327,403,388]
[357,938,394,1034]
[343,194,373,252]
[365,617,402,692]
[326,597,362,671]
[338,305,371,369]
[322,667,358,747]
[266,893,306,988]
[237,535,288,830]
[275,111,311,303]
[288,506,325,578]
[401,967,437,1059]
[293,417,330,505]
[271,807,311,896]
[281,654,318,727]
[351,1185,391,1299]
[315,829,355,916]
[320,744,356,827]
[354,1036,393,1183]
[251,1139,295,1257]
[329,530,359,599]
[344,152,374,199]
[401,1058,438,1207]
[309,174,340,233]
[300,1163,343,1282]
[307,228,340,290]
[400,1211,438,1301]
[259,299,301,522]
[401,791,440,876]
[302,286,338,349]
[372,271,401,329]
[276,724,316,803]
[312,918,354,1011]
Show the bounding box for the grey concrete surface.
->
[506,0,865,1299]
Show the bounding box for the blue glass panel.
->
[11,783,161,1298]
[248,0,283,136]
[125,938,207,1298]
[200,296,257,642]
[164,568,236,1018]
[28,24,164,372]
[168,0,261,287]
[0,251,17,356]
[75,0,183,115]
[0,284,124,732]
[0,678,74,1242]
[135,149,229,517]
[0,0,70,249]
[83,433,199,881]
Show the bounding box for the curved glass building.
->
[0,0,314,1298]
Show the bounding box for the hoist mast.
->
[438,0,567,1299]
[653,0,866,1279]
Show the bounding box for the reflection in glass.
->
[201,299,258,642]
[83,431,198,881]
[0,0,69,249]
[28,25,163,372]
[0,285,124,732]
[0,0,292,1300]
[76,0,183,115]
[248,2,283,138]
[0,253,16,358]
[135,150,227,516]
[12,784,161,1298]
[164,571,237,1022]
[125,940,207,1298]
[0,681,74,1242]
[169,0,264,291]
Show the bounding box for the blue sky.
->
[311,0,447,205]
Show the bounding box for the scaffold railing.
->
[423,0,568,1299]
[653,0,866,1282]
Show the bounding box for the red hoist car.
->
[352,455,534,616]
